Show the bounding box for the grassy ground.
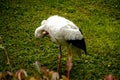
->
[0,0,120,79]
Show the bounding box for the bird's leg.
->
[66,50,73,80]
[57,45,62,73]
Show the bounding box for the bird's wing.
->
[66,20,78,29]
[67,38,87,54]
[61,27,86,54]
[61,27,83,40]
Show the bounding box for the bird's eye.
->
[42,31,49,35]
[42,31,46,34]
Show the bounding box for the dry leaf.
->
[29,77,36,80]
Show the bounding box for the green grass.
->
[0,0,120,79]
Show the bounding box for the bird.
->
[35,15,86,79]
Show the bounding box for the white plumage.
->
[35,15,83,40]
[35,15,86,79]
[35,15,86,52]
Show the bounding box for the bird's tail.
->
[67,38,87,54]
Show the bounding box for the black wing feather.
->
[67,38,87,54]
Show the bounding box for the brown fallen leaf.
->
[16,69,28,80]
[29,77,36,80]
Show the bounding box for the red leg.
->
[66,50,73,80]
[57,45,62,73]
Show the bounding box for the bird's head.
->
[35,20,49,38]
[35,30,48,38]
[35,24,49,39]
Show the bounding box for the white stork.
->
[35,15,86,79]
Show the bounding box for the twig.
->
[0,36,10,65]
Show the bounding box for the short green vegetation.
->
[0,0,120,79]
